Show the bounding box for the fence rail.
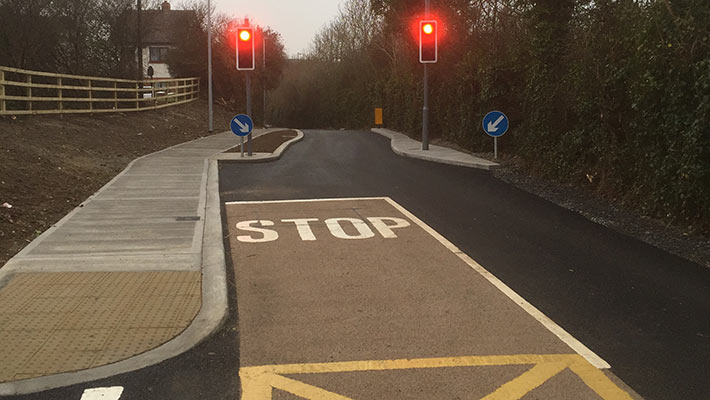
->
[0,66,199,116]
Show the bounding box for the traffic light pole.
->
[421,0,430,151]
[422,64,429,151]
[246,72,252,156]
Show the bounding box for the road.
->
[219,130,709,400]
[6,129,708,399]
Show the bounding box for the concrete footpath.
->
[371,128,499,170]
[0,129,273,395]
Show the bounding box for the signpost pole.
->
[246,73,252,156]
[421,0,430,151]
[231,114,254,155]
[483,111,509,160]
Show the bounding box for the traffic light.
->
[237,27,255,70]
[419,20,438,63]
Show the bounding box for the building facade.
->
[136,1,194,79]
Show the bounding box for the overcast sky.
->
[209,0,344,57]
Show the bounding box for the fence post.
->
[113,81,118,110]
[135,82,139,110]
[58,77,63,112]
[87,79,93,112]
[0,69,5,113]
[27,74,32,112]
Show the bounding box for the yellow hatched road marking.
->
[482,362,568,400]
[240,354,633,400]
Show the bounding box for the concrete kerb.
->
[215,129,304,162]
[371,128,499,170]
[0,127,305,395]
[0,131,240,395]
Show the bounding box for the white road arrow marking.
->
[487,115,505,132]
[80,386,124,400]
[234,118,250,133]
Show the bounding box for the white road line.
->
[225,197,388,205]
[80,386,124,400]
[226,196,611,369]
[383,197,611,369]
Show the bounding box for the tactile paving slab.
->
[0,271,201,383]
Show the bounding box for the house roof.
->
[127,9,196,45]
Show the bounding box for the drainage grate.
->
[175,216,201,221]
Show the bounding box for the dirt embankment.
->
[0,99,236,265]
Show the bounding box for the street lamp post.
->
[207,0,214,133]
[263,34,266,127]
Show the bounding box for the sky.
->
[210,0,345,57]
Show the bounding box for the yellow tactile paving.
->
[0,271,201,383]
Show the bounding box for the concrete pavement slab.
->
[372,128,499,170]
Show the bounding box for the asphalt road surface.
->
[219,130,709,400]
[5,129,707,400]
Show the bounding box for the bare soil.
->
[225,130,297,153]
[0,99,236,266]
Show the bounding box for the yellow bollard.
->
[374,107,383,126]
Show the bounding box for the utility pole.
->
[421,0,430,150]
[137,0,143,81]
[207,0,214,132]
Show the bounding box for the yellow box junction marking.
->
[240,354,633,400]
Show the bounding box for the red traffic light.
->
[419,20,438,63]
[237,27,255,70]
[422,23,433,35]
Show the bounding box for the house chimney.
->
[161,1,170,11]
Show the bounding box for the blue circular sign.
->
[482,111,509,138]
[230,114,253,137]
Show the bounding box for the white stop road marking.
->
[235,217,411,243]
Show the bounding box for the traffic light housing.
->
[237,27,255,70]
[419,20,438,63]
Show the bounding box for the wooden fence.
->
[0,66,199,116]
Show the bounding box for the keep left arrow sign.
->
[234,118,249,133]
[487,115,505,133]
[230,114,253,137]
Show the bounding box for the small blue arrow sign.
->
[230,114,253,137]
[482,111,509,137]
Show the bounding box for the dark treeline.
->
[164,2,287,124]
[0,0,287,123]
[0,0,151,77]
[269,0,710,233]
